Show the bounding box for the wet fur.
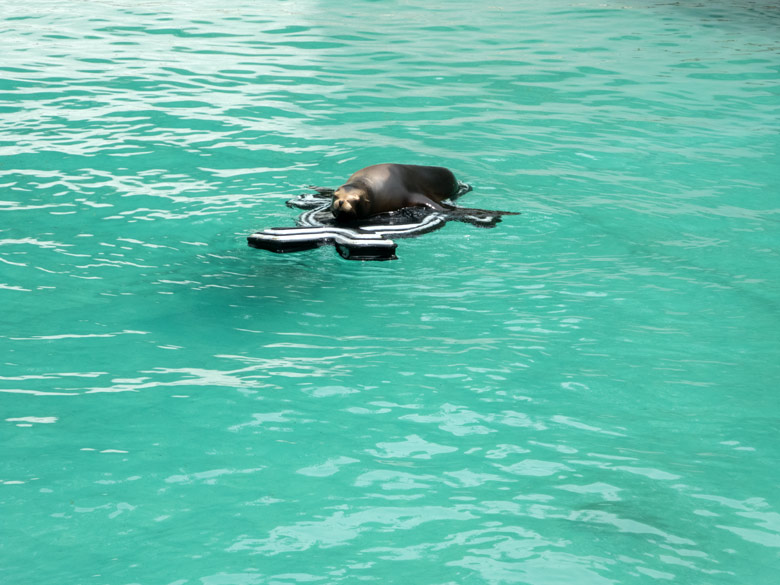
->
[331,164,461,222]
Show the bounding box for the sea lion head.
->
[331,183,369,222]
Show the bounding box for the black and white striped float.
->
[248,186,516,261]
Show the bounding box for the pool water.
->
[1,1,778,583]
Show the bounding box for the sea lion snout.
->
[331,196,356,218]
[332,198,352,212]
[331,185,365,221]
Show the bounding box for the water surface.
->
[1,1,779,584]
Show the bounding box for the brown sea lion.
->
[330,164,465,222]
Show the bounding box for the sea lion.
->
[330,164,464,222]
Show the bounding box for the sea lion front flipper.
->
[406,192,447,211]
[288,187,334,210]
[306,185,335,196]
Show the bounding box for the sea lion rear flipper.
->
[449,181,473,201]
[443,206,521,228]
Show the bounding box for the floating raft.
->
[249,225,399,261]
[248,186,516,261]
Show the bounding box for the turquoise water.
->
[1,0,779,583]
